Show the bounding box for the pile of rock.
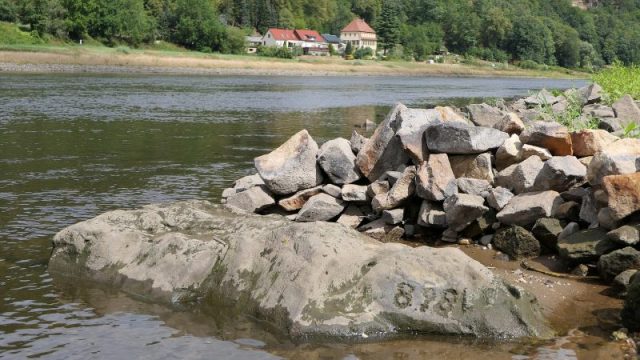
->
[222,84,640,300]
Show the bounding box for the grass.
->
[536,91,599,131]
[592,62,640,104]
[0,22,43,45]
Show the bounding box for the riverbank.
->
[0,45,588,78]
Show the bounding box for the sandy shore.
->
[0,49,587,78]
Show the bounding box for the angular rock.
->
[336,204,366,229]
[467,103,505,127]
[341,184,369,202]
[519,121,573,156]
[561,187,587,202]
[278,186,324,211]
[461,209,497,239]
[317,138,362,185]
[587,138,640,186]
[532,218,563,251]
[457,178,492,197]
[415,154,457,201]
[350,130,367,154]
[598,117,623,133]
[579,189,599,225]
[487,187,514,211]
[417,201,447,228]
[221,187,236,199]
[571,129,619,157]
[296,193,346,222]
[495,155,544,194]
[497,191,563,227]
[603,173,640,221]
[576,83,602,105]
[367,180,390,198]
[395,107,443,162]
[382,209,404,225]
[443,194,489,232]
[372,166,416,212]
[558,222,580,241]
[356,104,410,181]
[612,94,640,127]
[579,156,593,168]
[494,226,541,260]
[554,201,580,222]
[233,174,266,192]
[48,201,554,338]
[255,130,323,195]
[623,273,640,331]
[598,247,640,283]
[425,122,509,154]
[524,89,561,106]
[521,144,553,162]
[495,135,523,171]
[608,225,640,246]
[583,104,615,119]
[532,156,586,192]
[557,228,620,263]
[613,269,637,296]
[494,113,525,135]
[226,186,275,213]
[322,184,342,198]
[449,153,495,183]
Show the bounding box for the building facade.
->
[340,18,377,53]
[261,28,329,55]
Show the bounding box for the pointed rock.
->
[417,201,447,228]
[495,155,544,194]
[350,130,367,155]
[495,134,523,171]
[443,193,489,232]
[603,172,640,222]
[395,107,443,162]
[494,113,525,135]
[532,156,586,192]
[226,186,275,213]
[487,187,514,211]
[457,178,492,197]
[336,205,365,228]
[371,166,416,212]
[571,129,619,157]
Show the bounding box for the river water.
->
[0,74,590,359]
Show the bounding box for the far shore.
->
[0,46,589,78]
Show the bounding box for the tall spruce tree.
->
[377,0,400,54]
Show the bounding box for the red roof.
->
[267,28,298,41]
[294,29,325,43]
[341,18,375,33]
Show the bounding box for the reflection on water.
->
[0,74,590,359]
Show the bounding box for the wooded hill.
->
[1,0,640,68]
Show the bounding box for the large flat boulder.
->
[496,191,563,227]
[425,122,509,154]
[317,138,362,185]
[255,130,323,195]
[587,138,640,186]
[49,201,553,339]
[557,228,620,263]
[356,104,411,181]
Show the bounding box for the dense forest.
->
[2,0,640,68]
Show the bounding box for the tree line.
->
[1,0,640,67]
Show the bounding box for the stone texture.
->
[395,107,443,162]
[467,103,506,127]
[524,89,561,106]
[521,145,553,161]
[598,247,640,283]
[233,174,265,192]
[576,83,602,105]
[341,184,369,202]
[461,209,497,239]
[425,122,509,154]
[579,189,599,225]
[371,166,416,212]
[557,228,620,263]
[494,113,525,135]
[487,187,514,211]
[456,178,492,197]
[322,184,342,198]
[415,154,457,201]
[532,218,564,251]
[554,201,580,221]
[225,186,275,213]
[558,222,580,241]
[336,204,366,228]
[255,129,323,195]
[598,117,623,133]
[417,201,447,228]
[495,156,544,194]
[367,180,390,198]
[382,209,404,225]
[296,193,346,222]
[317,138,362,185]
[49,201,554,338]
[278,186,324,211]
[608,225,640,246]
[350,130,367,154]
[583,104,615,119]
[612,94,640,127]
[356,104,411,181]
[623,273,640,331]
[613,269,637,296]
[494,226,541,260]
[443,194,489,232]
[587,138,640,186]
[519,121,573,156]
[532,156,586,193]
[571,129,619,157]
[449,153,495,183]
[497,191,563,227]
[603,173,640,221]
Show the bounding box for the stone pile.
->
[222,84,640,307]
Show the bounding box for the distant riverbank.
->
[0,45,589,78]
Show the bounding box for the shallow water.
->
[0,74,594,359]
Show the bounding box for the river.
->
[0,74,591,359]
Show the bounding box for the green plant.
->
[353,47,373,59]
[622,123,640,138]
[536,91,597,131]
[592,62,640,104]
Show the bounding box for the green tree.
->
[508,16,555,64]
[89,0,153,45]
[376,0,400,54]
[481,7,511,49]
[443,2,480,53]
[0,0,18,22]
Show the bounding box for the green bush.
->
[0,22,44,45]
[257,45,297,59]
[592,62,640,103]
[354,47,373,59]
[517,60,541,70]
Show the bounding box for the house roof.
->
[267,28,299,41]
[322,34,341,44]
[341,18,375,33]
[294,29,325,43]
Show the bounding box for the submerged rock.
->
[49,201,553,339]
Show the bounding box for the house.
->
[262,29,301,48]
[322,33,344,53]
[245,35,263,54]
[261,28,329,55]
[340,18,377,53]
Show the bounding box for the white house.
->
[340,18,377,53]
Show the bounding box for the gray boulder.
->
[356,104,411,181]
[613,269,637,296]
[255,130,323,195]
[494,226,541,260]
[532,156,586,192]
[382,209,405,225]
[579,188,599,225]
[524,89,561,106]
[443,194,489,232]
[425,122,509,154]
[598,247,640,283]
[336,205,366,228]
[341,184,369,202]
[519,121,573,156]
[587,139,640,186]
[467,103,505,128]
[372,166,416,212]
[48,201,553,339]
[608,225,640,246]
[350,130,367,154]
[495,155,544,194]
[487,187,514,211]
[622,273,640,331]
[449,153,495,183]
[494,113,525,135]
[317,138,362,185]
[226,186,275,213]
[367,180,390,198]
[417,201,447,228]
[296,193,346,222]
[575,83,602,105]
[557,228,620,263]
[583,104,615,119]
[558,222,580,241]
[457,178,492,197]
[531,218,563,251]
[415,154,457,201]
[612,94,640,127]
[322,184,342,198]
[495,134,523,171]
[233,174,265,192]
[497,191,563,227]
[395,107,443,162]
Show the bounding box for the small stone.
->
[382,209,404,225]
[278,186,324,211]
[425,122,509,154]
[367,180,390,198]
[379,171,403,186]
[350,130,367,154]
[608,225,640,246]
[317,138,362,185]
[449,152,495,183]
[493,226,541,260]
[613,270,638,295]
[561,187,588,202]
[336,205,365,228]
[443,193,489,232]
[598,247,640,283]
[558,222,580,241]
[571,264,589,277]
[417,201,447,228]
[415,154,457,201]
[441,229,458,243]
[371,166,416,212]
[487,187,514,211]
[520,144,553,161]
[458,238,472,245]
[341,184,369,202]
[322,184,342,198]
[497,191,563,227]
[456,178,492,197]
[233,174,265,192]
[524,89,562,106]
[480,234,494,246]
[296,193,346,222]
[226,186,275,213]
[494,113,525,135]
[554,201,580,221]
[519,121,573,156]
[579,189,599,225]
